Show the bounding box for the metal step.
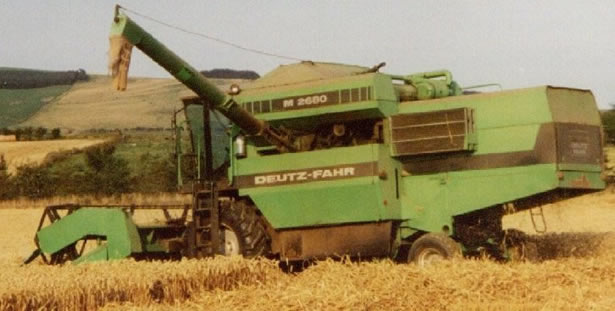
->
[529,206,547,233]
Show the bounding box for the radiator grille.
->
[391,108,475,156]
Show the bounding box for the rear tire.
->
[408,233,462,267]
[219,200,269,257]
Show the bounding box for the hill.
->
[0,67,88,89]
[19,75,239,132]
[0,85,72,128]
[0,67,93,128]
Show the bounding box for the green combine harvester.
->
[26,7,605,266]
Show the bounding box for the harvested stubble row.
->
[0,256,283,311]
[108,233,615,311]
[3,233,615,310]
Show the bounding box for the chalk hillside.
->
[20,75,238,132]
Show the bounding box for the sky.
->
[2,1,614,107]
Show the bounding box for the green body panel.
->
[402,164,559,233]
[446,164,558,214]
[558,170,604,189]
[246,176,380,228]
[558,163,602,172]
[234,85,604,236]
[238,144,380,228]
[547,87,602,124]
[398,87,552,124]
[395,86,604,236]
[399,173,450,233]
[37,208,142,263]
[376,144,403,221]
[237,72,399,126]
[477,125,540,154]
[239,144,402,229]
[397,87,553,153]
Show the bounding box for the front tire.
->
[408,233,462,267]
[219,199,269,257]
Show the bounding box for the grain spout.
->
[108,35,133,91]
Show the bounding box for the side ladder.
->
[184,99,223,257]
[189,183,222,257]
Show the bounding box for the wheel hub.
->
[417,247,445,266]
[223,225,240,256]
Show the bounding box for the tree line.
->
[0,68,89,89]
[1,127,61,141]
[601,110,615,144]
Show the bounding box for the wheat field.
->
[0,138,107,174]
[1,189,614,310]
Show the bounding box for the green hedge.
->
[0,143,177,200]
[601,110,615,143]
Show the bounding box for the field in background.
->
[606,145,615,179]
[114,130,175,172]
[20,76,238,132]
[38,130,176,175]
[0,138,107,173]
[503,187,615,233]
[20,76,186,131]
[0,85,71,127]
[0,189,614,310]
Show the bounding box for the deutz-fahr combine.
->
[26,7,606,266]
